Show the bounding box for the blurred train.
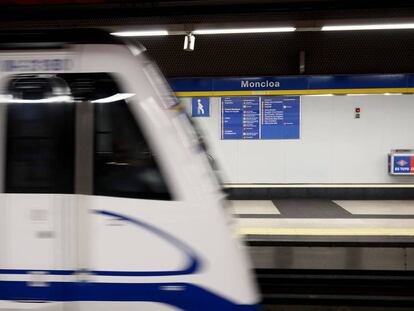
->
[0,29,259,311]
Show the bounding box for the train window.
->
[65,73,171,200]
[92,85,171,200]
[2,73,171,200]
[3,75,75,193]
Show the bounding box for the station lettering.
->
[241,80,280,88]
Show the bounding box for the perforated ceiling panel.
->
[303,31,414,75]
[136,33,299,77]
[137,30,414,77]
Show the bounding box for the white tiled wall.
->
[182,94,414,184]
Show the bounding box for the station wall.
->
[181,94,414,184]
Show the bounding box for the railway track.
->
[256,269,414,308]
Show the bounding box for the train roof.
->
[0,28,123,50]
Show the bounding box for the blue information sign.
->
[221,96,300,140]
[221,97,260,139]
[261,96,300,139]
[192,97,210,117]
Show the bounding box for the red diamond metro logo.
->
[397,159,408,166]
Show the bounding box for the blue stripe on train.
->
[95,210,201,276]
[0,269,75,275]
[0,281,259,311]
[0,211,259,309]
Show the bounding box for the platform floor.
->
[231,200,414,237]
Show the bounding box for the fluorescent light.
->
[111,30,169,37]
[193,27,296,35]
[91,93,135,103]
[322,23,414,31]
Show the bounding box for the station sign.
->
[221,96,300,140]
[261,96,300,139]
[169,73,414,96]
[221,96,260,139]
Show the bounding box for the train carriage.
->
[0,29,259,311]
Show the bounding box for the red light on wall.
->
[355,107,361,113]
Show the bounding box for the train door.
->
[71,73,197,310]
[1,75,75,303]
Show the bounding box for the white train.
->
[0,29,259,311]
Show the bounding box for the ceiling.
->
[1,0,414,29]
[2,1,414,77]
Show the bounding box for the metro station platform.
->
[231,200,414,237]
[232,200,414,270]
[232,200,414,238]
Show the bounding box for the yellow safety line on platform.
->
[238,227,414,236]
[175,88,414,97]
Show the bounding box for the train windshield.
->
[142,56,220,173]
[0,73,172,200]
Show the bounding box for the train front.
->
[0,29,260,311]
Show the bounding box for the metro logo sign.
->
[393,155,414,174]
[396,159,408,167]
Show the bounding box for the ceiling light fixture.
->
[111,30,169,37]
[322,23,414,31]
[192,27,296,35]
